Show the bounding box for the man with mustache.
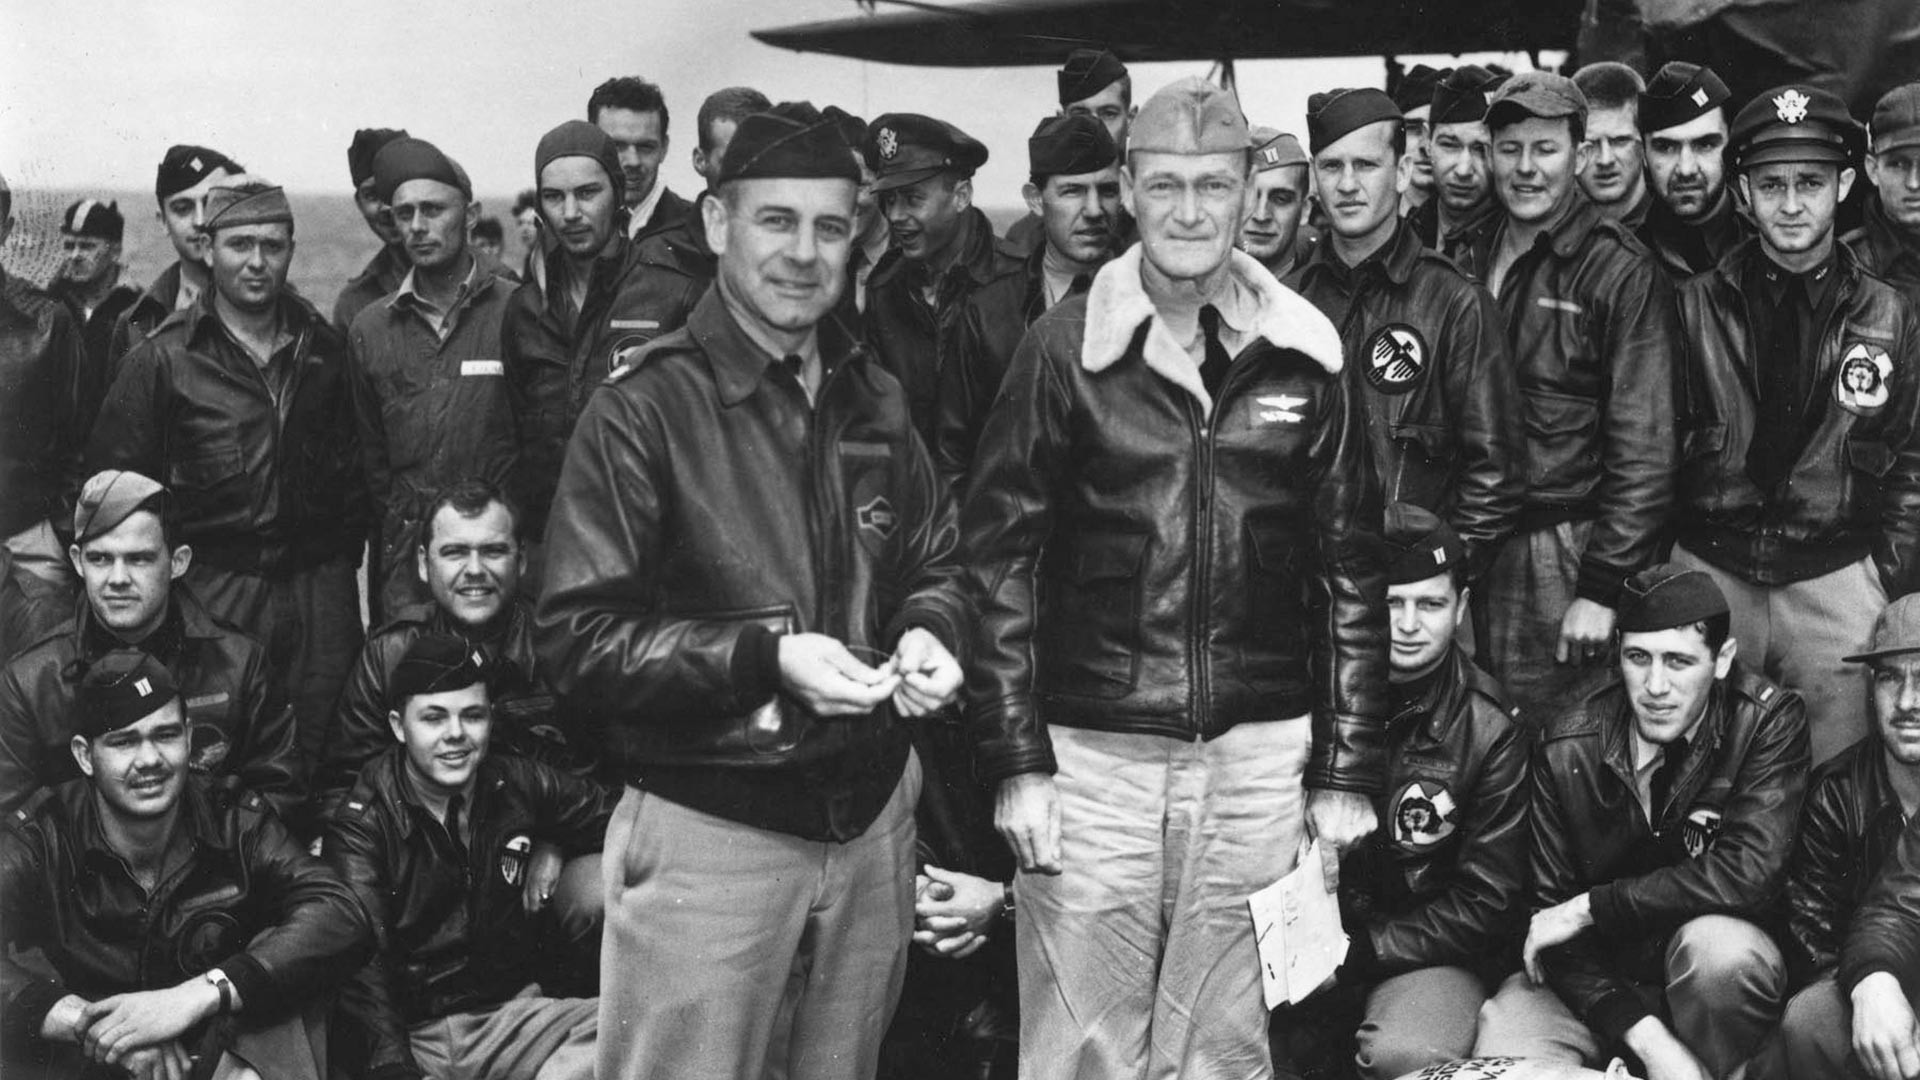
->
[1288,86,1521,590]
[1412,65,1509,263]
[1393,64,1447,220]
[104,144,243,371]
[0,650,372,1080]
[334,128,412,335]
[1636,63,1748,279]
[1844,83,1920,308]
[1240,127,1314,279]
[346,137,520,620]
[1469,72,1679,721]
[1773,596,1920,1077]
[88,182,369,771]
[1573,63,1652,229]
[1668,83,1920,765]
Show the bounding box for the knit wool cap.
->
[372,137,472,203]
[535,120,626,207]
[1058,48,1128,106]
[74,650,179,739]
[1028,114,1119,179]
[1616,564,1730,634]
[719,101,863,185]
[155,145,242,202]
[1638,62,1731,135]
[348,128,409,187]
[1307,88,1403,155]
[1130,76,1249,156]
[62,198,124,243]
[389,633,489,710]
[202,182,293,233]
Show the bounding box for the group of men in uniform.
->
[14,40,1920,1080]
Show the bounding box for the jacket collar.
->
[1389,645,1467,740]
[71,774,236,877]
[1080,243,1343,414]
[366,746,507,840]
[866,206,1004,293]
[1711,234,1864,299]
[1862,194,1920,272]
[180,287,318,349]
[347,245,410,291]
[423,598,540,686]
[686,287,866,408]
[1299,217,1424,290]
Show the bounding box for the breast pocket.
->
[170,442,244,492]
[1039,531,1149,700]
[1521,389,1600,485]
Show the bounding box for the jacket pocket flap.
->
[1246,526,1297,572]
[1521,389,1600,437]
[1388,420,1450,455]
[1068,532,1150,583]
[1682,422,1727,457]
[172,443,244,487]
[1850,439,1894,476]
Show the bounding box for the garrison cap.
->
[1616,564,1730,634]
[865,113,988,192]
[720,101,863,185]
[1058,48,1128,106]
[1732,84,1861,168]
[1845,595,1920,664]
[1486,71,1589,132]
[74,650,179,740]
[1638,62,1731,135]
[1306,88,1402,155]
[535,120,626,207]
[202,181,292,233]
[348,128,409,188]
[1028,114,1119,179]
[155,145,242,202]
[1130,77,1249,156]
[62,199,124,243]
[372,137,472,203]
[1383,503,1466,586]
[389,633,489,709]
[1431,65,1508,126]
[1394,64,1450,114]
[1870,83,1920,156]
[73,469,167,545]
[821,105,868,153]
[1250,127,1308,172]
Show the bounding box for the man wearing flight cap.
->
[49,198,141,423]
[0,468,301,820]
[1394,64,1449,218]
[1844,81,1920,309]
[1773,594,1920,1078]
[1412,64,1509,261]
[1469,70,1680,723]
[346,136,521,620]
[536,101,969,1080]
[1241,126,1315,279]
[0,649,373,1080]
[105,143,244,371]
[933,112,1123,489]
[963,75,1386,1078]
[1007,47,1138,254]
[334,127,411,335]
[1669,82,1920,765]
[89,180,369,771]
[1477,564,1808,1078]
[863,111,1024,449]
[1289,86,1522,587]
[1636,62,1749,278]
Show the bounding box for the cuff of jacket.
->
[1840,959,1904,997]
[1574,560,1628,607]
[1588,882,1627,936]
[1587,987,1653,1046]
[1302,712,1388,796]
[729,625,785,705]
[3,976,69,1052]
[969,695,1056,785]
[218,953,274,1017]
[1341,925,1381,983]
[884,605,965,669]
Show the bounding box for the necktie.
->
[1650,735,1689,821]
[782,354,804,383]
[1069,273,1091,297]
[445,794,468,862]
[1198,304,1232,401]
[1748,274,1806,492]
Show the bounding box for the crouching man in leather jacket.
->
[962,77,1388,1080]
[1477,565,1810,1079]
[0,650,372,1080]
[535,103,969,1080]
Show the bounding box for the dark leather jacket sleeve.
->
[0,663,45,816]
[232,647,307,825]
[1842,815,1920,994]
[219,809,374,1019]
[325,807,423,1080]
[1873,315,1920,596]
[0,827,66,1050]
[85,334,168,487]
[345,324,396,523]
[1788,764,1864,983]
[319,630,409,817]
[1439,282,1524,581]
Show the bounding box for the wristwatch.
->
[202,968,233,1015]
[1000,882,1016,921]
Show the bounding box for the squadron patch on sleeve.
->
[1836,342,1893,414]
[1363,324,1428,395]
[1391,778,1459,847]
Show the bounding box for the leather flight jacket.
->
[1464,196,1680,605]
[1288,219,1524,579]
[1,776,373,1058]
[1674,240,1920,593]
[931,237,1053,492]
[533,290,971,841]
[1787,735,1906,986]
[0,270,86,539]
[1529,664,1809,1046]
[324,749,610,1080]
[1637,190,1750,280]
[961,247,1389,793]
[1840,787,1920,995]
[1339,646,1530,982]
[1844,194,1920,311]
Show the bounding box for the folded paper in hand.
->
[1248,839,1349,1009]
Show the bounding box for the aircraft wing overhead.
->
[751,0,1581,66]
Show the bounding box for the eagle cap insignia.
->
[1774,88,1811,124]
[876,127,899,161]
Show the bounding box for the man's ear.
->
[1714,636,1739,679]
[1839,166,1858,205]
[1022,182,1044,218]
[1573,139,1595,179]
[169,544,192,581]
[68,543,84,580]
[70,735,94,777]
[388,709,407,745]
[702,190,730,256]
[1735,172,1753,212]
[1121,165,1137,220]
[953,177,974,213]
[416,545,430,586]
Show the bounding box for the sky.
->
[2,0,1548,206]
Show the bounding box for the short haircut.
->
[1574,62,1645,117]
[511,189,538,216]
[588,77,670,134]
[1686,613,1733,655]
[1490,110,1587,146]
[697,87,772,152]
[418,477,524,548]
[473,216,503,244]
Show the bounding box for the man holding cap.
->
[334,127,411,335]
[862,112,1023,449]
[1845,82,1920,308]
[933,112,1122,488]
[1241,126,1315,279]
[0,469,301,819]
[89,180,369,769]
[347,136,521,620]
[1471,70,1680,721]
[537,101,969,1079]
[1572,63,1652,228]
[1290,86,1521,586]
[1394,64,1448,218]
[1279,504,1529,1079]
[325,633,608,1080]
[1412,65,1508,260]
[106,144,245,371]
[1774,594,1920,1077]
[1670,82,1920,764]
[1007,48,1138,253]
[0,649,372,1080]
[963,75,1386,1078]
[49,198,141,417]
[1637,62,1748,278]
[1477,564,1808,1078]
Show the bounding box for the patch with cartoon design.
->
[1681,807,1723,858]
[1363,324,1428,395]
[500,834,532,887]
[1836,342,1893,413]
[1391,778,1459,847]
